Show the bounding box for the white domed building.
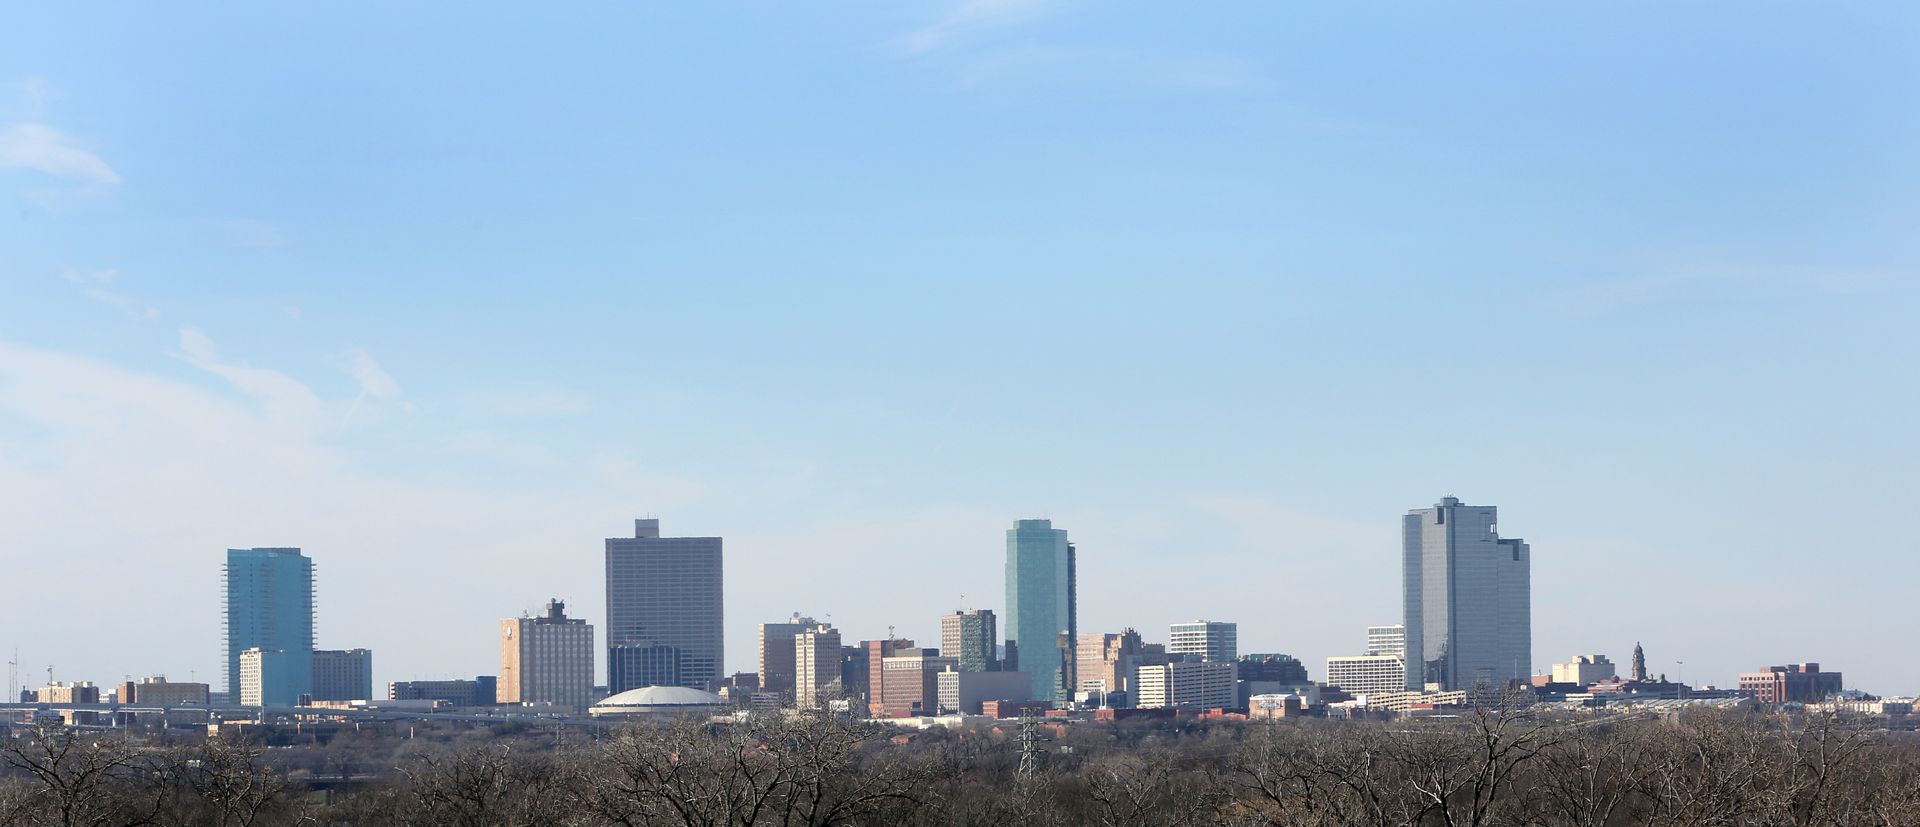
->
[589,685,729,718]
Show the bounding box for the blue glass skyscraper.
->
[1004,519,1076,705]
[224,547,314,701]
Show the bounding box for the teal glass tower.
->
[1004,519,1076,706]
[224,547,315,701]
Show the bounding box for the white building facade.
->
[1327,655,1408,698]
[1169,620,1238,663]
[1134,660,1236,709]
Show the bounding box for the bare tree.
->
[391,741,577,827]
[172,735,291,827]
[0,719,173,827]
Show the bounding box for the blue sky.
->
[2,2,1917,694]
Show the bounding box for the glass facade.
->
[609,644,681,693]
[1004,519,1076,705]
[1402,497,1530,691]
[941,609,998,673]
[224,547,314,700]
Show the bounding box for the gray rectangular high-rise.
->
[606,519,724,693]
[1403,497,1530,691]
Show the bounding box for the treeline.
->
[4,708,1919,826]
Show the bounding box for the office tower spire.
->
[1005,519,1076,705]
[1402,497,1531,691]
[606,518,724,692]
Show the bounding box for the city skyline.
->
[4,3,1917,694]
[0,499,1899,700]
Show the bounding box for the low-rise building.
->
[1358,689,1472,714]
[1248,693,1307,719]
[1550,655,1617,687]
[33,681,101,704]
[935,669,1032,715]
[116,676,210,706]
[1739,663,1843,705]
[1807,697,1913,716]
[389,676,498,706]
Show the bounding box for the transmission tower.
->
[1017,710,1047,778]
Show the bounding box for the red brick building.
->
[1738,663,1842,704]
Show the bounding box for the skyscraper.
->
[863,637,912,716]
[605,518,724,692]
[1402,497,1531,691]
[1005,519,1076,705]
[1169,620,1238,662]
[224,547,314,701]
[499,599,595,709]
[758,614,818,697]
[940,609,998,673]
[793,622,843,709]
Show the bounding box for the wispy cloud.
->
[60,268,158,320]
[343,347,411,423]
[174,327,325,432]
[955,45,1262,93]
[894,3,1262,95]
[898,0,1058,54]
[345,349,401,401]
[0,122,120,187]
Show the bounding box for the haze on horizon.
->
[1,3,1916,695]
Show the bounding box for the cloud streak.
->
[61,268,158,320]
[898,0,1057,54]
[0,122,121,186]
[175,327,326,433]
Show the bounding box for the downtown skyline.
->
[3,3,1917,694]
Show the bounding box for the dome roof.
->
[593,685,726,709]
